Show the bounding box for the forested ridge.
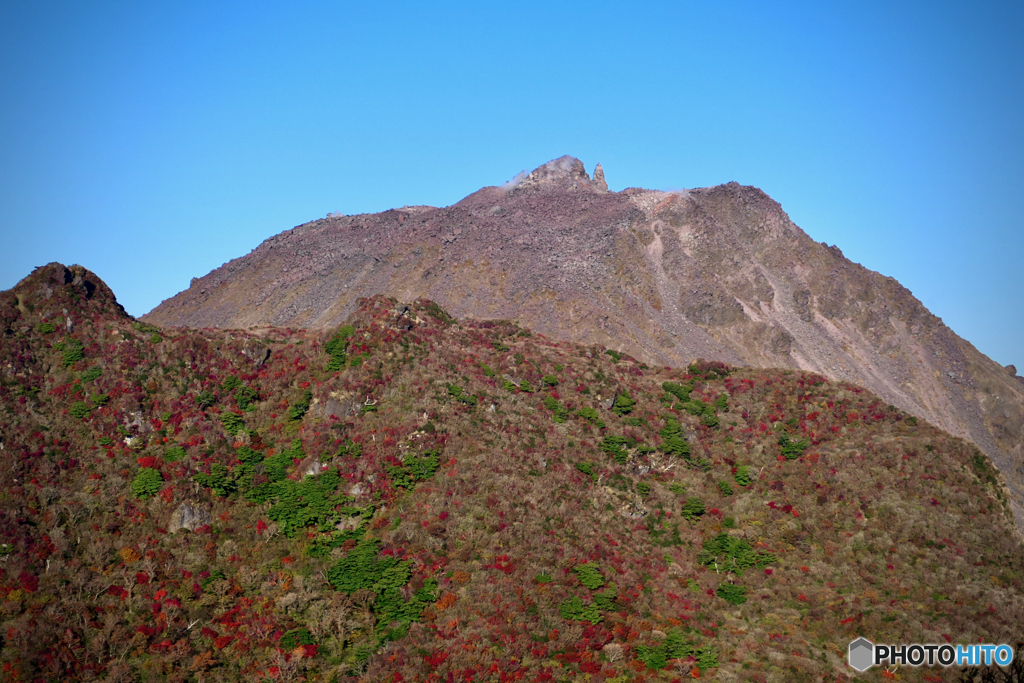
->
[1,263,1022,683]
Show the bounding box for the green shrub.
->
[221,375,241,391]
[662,381,691,402]
[682,497,705,521]
[308,526,368,558]
[57,337,84,367]
[716,583,747,605]
[716,393,729,412]
[905,416,918,426]
[235,386,259,411]
[328,538,408,594]
[723,516,735,528]
[518,380,534,393]
[635,643,668,670]
[534,573,553,584]
[91,393,109,406]
[481,364,495,377]
[131,468,163,499]
[659,418,690,458]
[288,389,312,421]
[336,439,363,459]
[196,391,216,408]
[251,439,303,486]
[734,465,752,487]
[668,481,686,495]
[559,595,601,623]
[69,402,91,419]
[265,470,348,536]
[702,411,720,428]
[36,322,56,334]
[665,628,695,658]
[503,379,518,392]
[132,321,160,335]
[611,392,635,416]
[718,481,734,496]
[327,538,435,638]
[576,406,606,429]
[280,628,315,650]
[165,445,186,463]
[698,533,776,574]
[593,582,618,609]
[542,396,567,423]
[697,646,720,669]
[98,436,114,446]
[575,461,597,482]
[79,366,102,382]
[447,384,477,406]
[604,349,621,362]
[778,434,810,460]
[221,412,245,434]
[599,435,631,464]
[683,399,707,416]
[325,325,354,371]
[573,563,605,590]
[236,445,263,466]
[635,628,695,670]
[195,463,236,497]
[388,450,441,489]
[636,481,651,498]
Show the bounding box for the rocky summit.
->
[143,156,1024,528]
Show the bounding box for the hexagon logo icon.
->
[848,637,874,671]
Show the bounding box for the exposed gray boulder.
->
[168,502,211,533]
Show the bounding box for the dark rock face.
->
[143,156,1024,524]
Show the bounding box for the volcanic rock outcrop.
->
[145,156,1024,524]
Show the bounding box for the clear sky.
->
[2,1,1022,367]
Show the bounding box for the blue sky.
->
[2,1,1022,367]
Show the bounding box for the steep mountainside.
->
[3,264,1023,682]
[143,157,1024,528]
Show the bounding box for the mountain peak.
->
[592,162,608,191]
[141,168,1024,532]
[512,155,594,190]
[3,262,127,328]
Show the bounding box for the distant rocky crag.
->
[144,156,1024,527]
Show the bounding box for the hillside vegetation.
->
[1,264,1023,683]
[142,156,1024,528]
